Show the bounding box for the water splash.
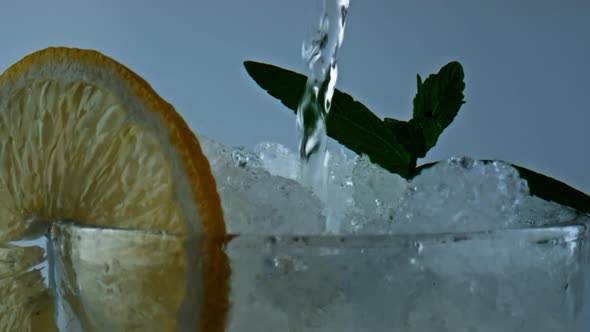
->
[297,0,350,204]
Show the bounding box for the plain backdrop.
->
[0,0,588,195]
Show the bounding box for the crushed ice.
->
[198,135,583,235]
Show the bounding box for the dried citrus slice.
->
[0,244,56,331]
[0,47,229,331]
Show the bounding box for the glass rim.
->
[47,218,590,248]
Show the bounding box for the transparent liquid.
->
[297,0,349,205]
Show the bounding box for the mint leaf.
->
[383,62,465,159]
[328,89,413,176]
[413,62,465,157]
[244,61,413,177]
[382,118,424,167]
[243,61,304,112]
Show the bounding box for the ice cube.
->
[322,148,356,233]
[342,155,408,234]
[198,135,326,234]
[254,142,300,181]
[202,135,584,237]
[516,194,584,227]
[391,157,530,234]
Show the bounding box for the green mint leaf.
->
[243,61,304,112]
[382,118,423,168]
[244,61,413,177]
[408,61,466,158]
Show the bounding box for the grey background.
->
[0,0,588,194]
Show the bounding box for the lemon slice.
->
[0,244,55,331]
[0,47,229,331]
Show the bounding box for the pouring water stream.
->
[297,0,350,232]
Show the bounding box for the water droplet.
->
[413,241,423,254]
[231,149,260,169]
[272,257,282,268]
[270,255,309,273]
[449,156,475,169]
[340,4,348,26]
[266,236,279,246]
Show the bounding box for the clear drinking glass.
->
[49,215,590,332]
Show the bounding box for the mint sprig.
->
[243,61,590,214]
[243,60,465,177]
